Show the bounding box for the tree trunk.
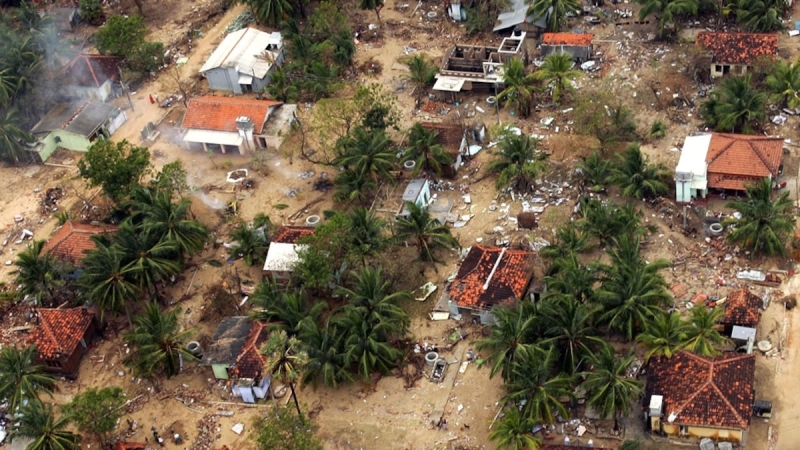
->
[375,5,383,25]
[289,382,302,417]
[132,0,144,15]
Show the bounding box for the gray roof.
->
[493,0,548,31]
[199,28,282,79]
[31,102,119,137]
[201,317,253,366]
[402,179,428,202]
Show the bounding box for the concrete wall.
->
[63,80,114,102]
[711,63,747,78]
[211,364,230,380]
[38,130,92,162]
[205,67,242,94]
[661,423,744,444]
[541,44,593,62]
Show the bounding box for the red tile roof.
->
[31,307,94,360]
[696,32,777,65]
[449,245,536,309]
[61,54,123,88]
[42,221,118,265]
[181,96,282,134]
[721,289,762,328]
[271,226,315,244]
[542,33,594,46]
[230,321,269,379]
[114,443,147,450]
[646,352,755,430]
[706,133,782,191]
[420,122,466,152]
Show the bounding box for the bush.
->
[127,41,165,74]
[94,15,146,56]
[649,120,666,138]
[465,7,491,36]
[79,0,104,24]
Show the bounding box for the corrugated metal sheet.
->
[200,28,282,79]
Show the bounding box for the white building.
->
[199,28,284,94]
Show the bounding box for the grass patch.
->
[537,203,571,232]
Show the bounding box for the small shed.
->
[201,317,252,380]
[397,179,431,218]
[540,33,594,62]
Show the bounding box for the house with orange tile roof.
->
[42,221,118,266]
[674,132,783,203]
[696,32,777,78]
[540,33,594,62]
[61,54,124,102]
[30,307,98,378]
[719,288,762,336]
[181,96,296,155]
[263,226,315,284]
[645,351,755,444]
[199,28,284,94]
[445,245,537,323]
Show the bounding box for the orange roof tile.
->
[721,289,762,328]
[114,443,147,450]
[646,352,755,430]
[42,221,118,265]
[271,226,315,244]
[706,133,782,191]
[696,32,777,65]
[449,245,536,310]
[420,122,466,152]
[31,307,94,360]
[542,33,594,46]
[61,54,123,88]
[230,321,269,379]
[181,96,282,134]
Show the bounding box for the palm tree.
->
[527,0,582,31]
[394,202,460,262]
[475,302,540,381]
[338,308,403,381]
[766,59,800,108]
[0,345,56,413]
[403,53,438,104]
[347,207,386,263]
[262,330,308,416]
[335,127,396,182]
[14,240,63,307]
[723,178,794,256]
[533,53,581,102]
[609,144,670,200]
[404,123,453,177]
[577,149,612,192]
[334,168,378,205]
[636,310,690,360]
[540,297,603,374]
[736,0,784,32]
[701,75,766,134]
[123,302,197,379]
[539,222,590,260]
[78,241,139,324]
[636,0,700,38]
[0,107,33,164]
[264,66,299,103]
[683,306,728,356]
[497,58,538,117]
[241,0,293,25]
[336,267,411,334]
[544,253,597,303]
[359,0,384,24]
[489,406,542,450]
[141,194,209,261]
[581,345,643,430]
[229,221,268,266]
[297,318,351,388]
[489,133,547,193]
[252,291,324,334]
[504,345,574,423]
[10,402,80,450]
[577,198,648,246]
[115,222,180,301]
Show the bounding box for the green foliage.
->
[649,120,667,138]
[251,404,323,450]
[229,221,268,266]
[10,402,81,450]
[404,123,453,177]
[123,302,198,379]
[488,407,541,450]
[540,297,603,375]
[498,58,539,117]
[78,240,139,321]
[504,345,574,423]
[13,240,65,307]
[577,198,649,246]
[539,222,591,260]
[0,345,56,413]
[573,89,638,149]
[701,74,766,134]
[261,330,308,415]
[527,0,582,31]
[80,0,105,24]
[636,310,689,360]
[465,5,492,35]
[533,53,582,102]
[291,212,353,292]
[474,302,540,381]
[608,144,670,200]
[723,178,794,256]
[402,53,438,102]
[766,59,800,108]
[264,66,299,103]
[127,41,165,74]
[78,139,151,203]
[489,133,547,192]
[359,0,384,23]
[150,161,189,197]
[682,306,728,356]
[394,202,460,262]
[636,0,699,38]
[736,0,785,32]
[241,0,293,26]
[0,107,34,164]
[581,345,643,427]
[577,150,611,191]
[62,387,126,447]
[94,15,147,56]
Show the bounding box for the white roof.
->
[183,129,243,147]
[263,242,306,272]
[433,76,465,92]
[200,28,282,79]
[676,133,711,190]
[731,325,756,341]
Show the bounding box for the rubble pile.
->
[189,414,220,450]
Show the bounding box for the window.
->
[679,425,688,435]
[715,65,722,72]
[45,360,62,368]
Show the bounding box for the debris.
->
[226,169,248,183]
[414,282,437,302]
[231,423,244,435]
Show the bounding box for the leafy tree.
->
[701,74,766,134]
[94,15,147,56]
[636,310,689,360]
[78,241,139,323]
[527,0,582,31]
[539,222,590,260]
[262,330,308,416]
[608,144,669,200]
[544,253,597,303]
[251,404,322,450]
[736,0,784,32]
[0,345,56,412]
[78,139,151,203]
[241,0,293,25]
[123,302,197,379]
[0,107,34,164]
[489,406,541,450]
[359,0,384,24]
[636,0,699,38]
[504,345,573,423]
[80,0,105,24]
[497,57,538,117]
[683,306,728,356]
[394,202,460,262]
[723,178,794,256]
[14,240,64,307]
[229,221,268,266]
[62,387,125,448]
[347,207,386,263]
[540,297,602,374]
[577,150,612,191]
[489,133,547,192]
[581,345,643,430]
[766,59,800,109]
[333,168,377,205]
[573,90,638,150]
[577,198,649,246]
[252,291,325,334]
[10,402,80,450]
[533,53,581,102]
[150,161,189,198]
[475,302,540,381]
[403,53,438,104]
[403,123,453,177]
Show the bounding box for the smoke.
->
[191,190,226,210]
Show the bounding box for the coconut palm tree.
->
[115,222,180,301]
[544,253,597,303]
[348,207,386,263]
[581,344,643,430]
[338,308,403,381]
[229,221,269,266]
[489,133,547,193]
[336,267,411,334]
[123,302,197,379]
[683,306,728,356]
[394,202,460,262]
[403,53,438,104]
[577,149,612,192]
[78,241,139,324]
[0,107,33,164]
[359,0,384,24]
[297,317,351,388]
[766,59,800,108]
[539,222,590,260]
[540,297,603,374]
[141,193,208,262]
[636,310,690,360]
[497,58,538,117]
[533,53,581,102]
[335,127,396,182]
[475,302,540,381]
[636,0,699,38]
[334,168,378,205]
[262,330,308,416]
[252,291,325,334]
[0,345,56,413]
[489,406,542,450]
[736,0,784,32]
[265,66,299,103]
[13,240,63,307]
[404,123,454,177]
[527,0,582,31]
[608,144,670,200]
[701,74,766,134]
[577,198,649,247]
[723,178,794,256]
[504,345,574,423]
[10,402,80,450]
[241,0,293,25]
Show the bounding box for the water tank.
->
[186,341,203,358]
[425,351,439,366]
[305,215,321,227]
